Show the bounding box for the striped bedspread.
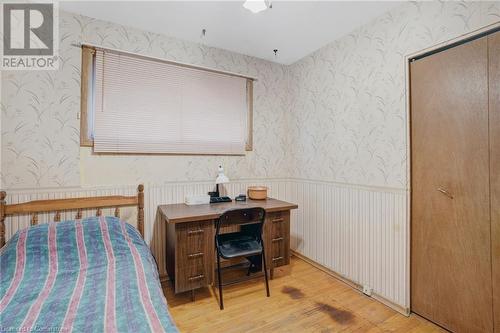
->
[0,216,178,333]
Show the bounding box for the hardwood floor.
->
[163,256,445,333]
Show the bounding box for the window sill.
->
[79,144,250,156]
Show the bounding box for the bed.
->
[0,185,178,333]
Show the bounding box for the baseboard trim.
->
[291,250,410,316]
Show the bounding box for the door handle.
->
[437,187,453,199]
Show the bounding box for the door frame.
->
[404,21,500,314]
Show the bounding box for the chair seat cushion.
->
[217,232,263,259]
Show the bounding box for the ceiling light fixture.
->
[243,0,270,14]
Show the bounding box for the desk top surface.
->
[158,198,298,224]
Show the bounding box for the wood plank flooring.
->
[163,256,445,333]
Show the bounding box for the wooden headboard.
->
[0,184,144,247]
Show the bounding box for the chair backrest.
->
[215,207,266,240]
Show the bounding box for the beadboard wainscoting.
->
[288,179,408,312]
[2,178,408,311]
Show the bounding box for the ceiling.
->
[60,1,402,65]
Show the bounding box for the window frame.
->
[80,46,94,147]
[79,45,254,153]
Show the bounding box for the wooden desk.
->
[158,198,298,294]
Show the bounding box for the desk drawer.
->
[176,265,210,292]
[177,221,211,255]
[271,241,287,266]
[269,214,286,239]
[175,220,214,293]
[266,211,290,268]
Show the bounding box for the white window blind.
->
[93,49,249,154]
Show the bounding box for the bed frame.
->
[0,184,144,247]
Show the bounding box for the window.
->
[80,45,253,154]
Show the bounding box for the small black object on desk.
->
[210,196,232,203]
[208,185,232,204]
[235,194,247,201]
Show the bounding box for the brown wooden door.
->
[410,36,493,332]
[489,31,500,333]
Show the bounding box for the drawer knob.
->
[187,252,204,259]
[188,274,205,281]
[272,237,284,242]
[272,218,284,223]
[272,256,284,262]
[187,229,204,235]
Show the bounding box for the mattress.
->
[0,216,178,332]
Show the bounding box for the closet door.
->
[489,30,500,333]
[410,36,493,332]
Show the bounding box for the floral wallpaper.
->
[1,11,291,189]
[288,1,500,189]
[2,2,500,190]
